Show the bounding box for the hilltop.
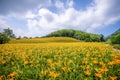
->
[45,29,104,42]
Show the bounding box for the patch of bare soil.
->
[115,49,120,54]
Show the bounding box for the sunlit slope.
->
[9,37,79,43]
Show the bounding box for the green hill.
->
[45,29,104,42]
[107,28,120,39]
[111,28,120,36]
[107,28,120,44]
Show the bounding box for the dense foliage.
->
[0,28,15,44]
[0,33,10,44]
[3,28,15,38]
[111,34,120,44]
[46,29,104,42]
[106,28,120,44]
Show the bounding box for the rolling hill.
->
[45,29,104,42]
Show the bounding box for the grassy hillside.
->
[106,28,120,49]
[9,37,79,43]
[45,29,104,42]
[110,28,120,36]
[107,28,120,39]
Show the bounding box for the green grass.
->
[9,37,79,43]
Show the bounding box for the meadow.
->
[0,37,120,80]
[9,37,79,43]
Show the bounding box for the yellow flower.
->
[9,72,16,77]
[0,76,3,80]
[108,61,115,65]
[99,62,105,66]
[93,60,98,64]
[109,76,117,80]
[116,59,120,64]
[84,70,91,76]
[1,61,6,65]
[9,78,14,80]
[24,61,28,65]
[49,63,54,67]
[94,73,102,78]
[49,71,59,78]
[62,67,71,72]
[47,59,52,63]
[101,68,109,72]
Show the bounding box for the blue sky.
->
[0,0,120,37]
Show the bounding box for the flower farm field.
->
[9,37,79,43]
[0,38,120,80]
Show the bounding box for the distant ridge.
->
[107,28,120,39]
[111,28,120,36]
[107,28,120,44]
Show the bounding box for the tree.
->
[0,33,10,44]
[100,34,105,42]
[16,36,21,40]
[3,28,15,38]
[0,28,15,44]
[23,36,28,39]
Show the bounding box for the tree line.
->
[46,29,105,42]
[0,28,119,44]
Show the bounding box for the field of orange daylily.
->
[0,42,120,80]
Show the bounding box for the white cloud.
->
[1,0,120,37]
[25,11,36,19]
[67,0,74,7]
[55,0,64,9]
[25,0,120,37]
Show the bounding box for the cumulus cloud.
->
[86,0,120,32]
[25,11,36,19]
[0,0,120,37]
[26,0,120,37]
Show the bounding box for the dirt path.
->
[118,50,120,53]
[115,49,120,54]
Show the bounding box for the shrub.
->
[0,33,10,44]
